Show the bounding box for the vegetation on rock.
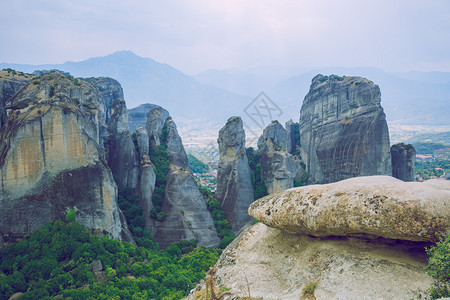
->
[199,185,236,249]
[0,213,221,300]
[426,231,450,299]
[187,154,209,173]
[246,147,268,200]
[149,123,170,221]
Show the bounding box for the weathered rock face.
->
[189,222,431,300]
[257,120,304,194]
[299,74,392,183]
[146,106,168,148]
[87,77,125,143]
[103,98,139,190]
[148,111,219,248]
[250,176,450,242]
[260,146,301,194]
[285,119,300,154]
[135,126,156,229]
[391,143,416,182]
[257,120,287,151]
[0,71,29,129]
[0,72,132,242]
[128,103,169,133]
[216,116,255,233]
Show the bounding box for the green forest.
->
[0,213,222,300]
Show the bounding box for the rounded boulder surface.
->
[249,176,450,242]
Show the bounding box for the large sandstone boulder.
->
[190,222,431,300]
[216,116,255,233]
[0,72,132,241]
[249,176,450,242]
[299,74,392,183]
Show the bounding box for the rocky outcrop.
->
[285,119,300,154]
[146,106,169,148]
[257,121,304,194]
[0,72,132,242]
[299,74,392,183]
[103,98,139,190]
[128,103,169,133]
[189,222,431,300]
[391,143,416,182]
[250,176,450,242]
[216,116,254,233]
[0,70,29,129]
[147,108,220,248]
[135,126,156,229]
[257,120,287,151]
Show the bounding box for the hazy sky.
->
[1,0,449,74]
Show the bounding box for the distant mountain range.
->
[2,51,450,126]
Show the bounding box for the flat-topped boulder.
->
[249,176,450,242]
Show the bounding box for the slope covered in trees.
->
[0,214,221,300]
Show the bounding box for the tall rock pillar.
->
[299,74,392,183]
[391,143,416,182]
[216,116,254,233]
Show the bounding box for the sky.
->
[1,0,450,74]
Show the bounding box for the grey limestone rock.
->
[0,72,28,129]
[0,72,133,242]
[299,74,392,183]
[151,114,219,248]
[128,103,169,133]
[216,116,254,233]
[257,120,287,151]
[146,106,168,148]
[103,98,139,190]
[285,119,300,154]
[135,127,156,229]
[391,143,416,182]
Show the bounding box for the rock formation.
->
[189,223,432,300]
[128,103,170,133]
[147,107,220,248]
[135,126,156,230]
[257,120,287,151]
[103,98,139,190]
[257,121,304,194]
[250,176,449,242]
[0,72,133,242]
[285,119,300,154]
[391,143,416,182]
[189,175,446,299]
[299,74,392,183]
[216,116,254,233]
[0,70,29,129]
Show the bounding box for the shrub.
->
[426,231,450,299]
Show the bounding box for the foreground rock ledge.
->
[249,176,450,242]
[188,223,431,300]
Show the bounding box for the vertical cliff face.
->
[299,74,392,183]
[285,120,300,154]
[146,107,219,248]
[135,126,156,230]
[216,116,254,233]
[0,72,133,242]
[258,121,304,194]
[391,143,416,182]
